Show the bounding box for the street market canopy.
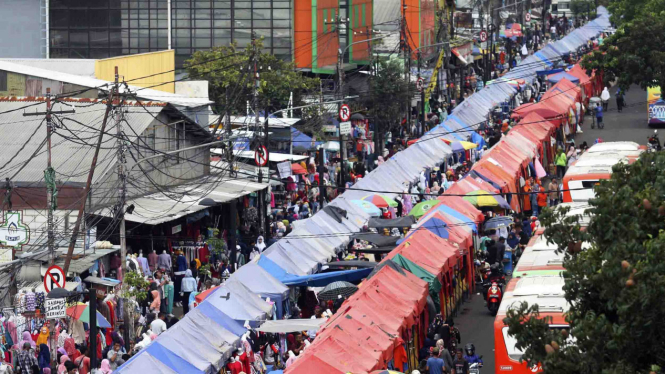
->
[256,318,328,333]
[226,262,289,318]
[368,216,416,229]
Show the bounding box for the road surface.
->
[453,85,652,373]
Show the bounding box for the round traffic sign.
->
[479,30,488,42]
[525,13,531,22]
[44,265,66,293]
[416,77,425,92]
[339,104,351,122]
[254,145,268,167]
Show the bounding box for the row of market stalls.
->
[117,8,611,374]
[283,9,611,374]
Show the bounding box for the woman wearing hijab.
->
[431,181,441,195]
[64,337,80,362]
[99,359,113,374]
[181,269,197,314]
[19,331,35,349]
[149,282,161,314]
[38,343,51,372]
[57,355,70,374]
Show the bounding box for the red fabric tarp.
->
[444,175,501,196]
[385,230,459,276]
[567,64,594,99]
[511,79,581,127]
[510,112,556,157]
[435,195,485,223]
[286,265,428,374]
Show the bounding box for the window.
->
[0,71,7,92]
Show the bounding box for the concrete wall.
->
[0,0,43,58]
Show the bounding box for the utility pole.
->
[252,33,266,240]
[329,14,349,190]
[116,69,128,283]
[23,88,75,265]
[63,68,117,274]
[402,1,411,137]
[418,51,426,136]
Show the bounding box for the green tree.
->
[362,56,414,153]
[581,13,665,94]
[503,152,665,374]
[569,0,593,18]
[185,40,320,115]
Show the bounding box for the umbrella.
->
[362,194,398,208]
[463,190,511,210]
[66,304,112,328]
[317,281,358,301]
[409,200,440,218]
[351,200,382,217]
[441,139,478,152]
[484,216,514,230]
[291,163,307,175]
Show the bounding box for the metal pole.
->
[252,33,265,236]
[318,149,325,209]
[418,51,425,136]
[337,49,345,190]
[62,68,116,274]
[116,67,127,280]
[89,287,98,369]
[45,89,54,265]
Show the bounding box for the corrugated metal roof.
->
[0,99,162,183]
[0,60,212,107]
[0,58,97,77]
[96,173,268,225]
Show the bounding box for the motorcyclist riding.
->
[464,343,483,365]
[648,130,661,151]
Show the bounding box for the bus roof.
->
[572,155,628,167]
[586,141,641,153]
[564,164,614,176]
[514,249,564,270]
[578,150,641,160]
[513,269,566,278]
[499,276,569,315]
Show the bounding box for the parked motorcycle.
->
[470,362,483,374]
[481,263,505,300]
[486,281,503,315]
[648,131,661,152]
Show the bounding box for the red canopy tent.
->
[471,160,522,212]
[567,64,595,99]
[436,195,485,223]
[444,175,501,196]
[385,230,459,276]
[510,112,557,162]
[286,265,428,374]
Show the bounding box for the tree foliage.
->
[362,57,413,137]
[120,270,151,302]
[185,40,320,114]
[581,0,665,94]
[503,152,665,374]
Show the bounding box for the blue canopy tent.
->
[291,127,321,152]
[228,262,290,318]
[116,342,198,374]
[430,204,478,233]
[204,281,273,326]
[548,72,580,84]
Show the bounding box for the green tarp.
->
[392,254,442,311]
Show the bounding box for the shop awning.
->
[281,268,372,287]
[103,174,268,225]
[367,216,416,229]
[349,232,400,247]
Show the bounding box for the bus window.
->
[502,325,574,362]
[569,180,599,201]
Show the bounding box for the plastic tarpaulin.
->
[280,268,372,287]
[204,281,273,325]
[436,195,485,223]
[387,231,458,275]
[390,253,442,306]
[227,262,289,318]
[548,72,580,84]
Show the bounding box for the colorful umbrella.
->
[463,190,511,210]
[484,216,514,230]
[362,194,398,208]
[441,139,478,152]
[66,304,112,328]
[291,163,307,175]
[350,200,382,217]
[409,200,440,218]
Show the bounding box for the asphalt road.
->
[452,85,653,374]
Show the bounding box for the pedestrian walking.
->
[595,104,604,129]
[616,88,625,112]
[548,178,560,206]
[555,148,567,178]
[601,87,610,111]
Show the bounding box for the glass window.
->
[194,38,211,48]
[70,48,90,58]
[174,9,191,19]
[214,20,231,27]
[213,29,231,45]
[90,49,111,58]
[110,10,122,27]
[213,0,230,8]
[274,9,290,19]
[129,19,138,28]
[273,1,290,8]
[175,38,191,47]
[234,9,251,19]
[69,10,89,27]
[175,19,191,27]
[139,9,149,19]
[194,9,211,19]
[195,0,211,7]
[195,19,211,27]
[361,4,366,26]
[110,30,123,47]
[90,0,109,8]
[158,19,168,28]
[176,29,190,37]
[235,19,251,27]
[69,31,89,47]
[51,48,69,58]
[139,20,150,28]
[253,19,272,28]
[213,8,230,18]
[253,1,271,8]
[50,10,69,26]
[235,33,252,47]
[253,9,271,20]
[273,20,290,28]
[50,30,69,48]
[235,1,251,8]
[90,30,109,47]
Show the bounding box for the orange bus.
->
[494,276,569,373]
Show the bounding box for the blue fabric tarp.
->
[548,72,580,84]
[226,262,289,318]
[281,268,373,287]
